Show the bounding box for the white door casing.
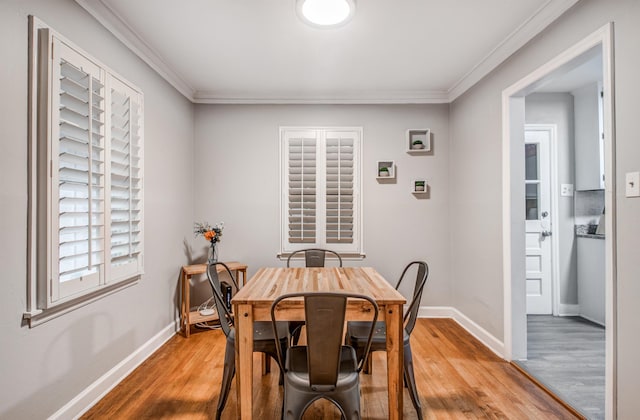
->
[502,24,615,419]
[525,128,552,314]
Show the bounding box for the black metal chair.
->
[286,248,343,345]
[286,248,343,268]
[345,261,429,420]
[206,262,289,420]
[271,292,379,420]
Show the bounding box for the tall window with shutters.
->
[280,128,362,256]
[27,19,143,322]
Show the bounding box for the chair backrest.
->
[206,261,237,338]
[395,261,429,335]
[270,292,378,388]
[286,248,343,268]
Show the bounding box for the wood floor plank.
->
[82,319,578,419]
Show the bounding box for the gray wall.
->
[525,93,578,306]
[449,0,640,416]
[2,0,640,417]
[192,104,451,307]
[0,0,194,418]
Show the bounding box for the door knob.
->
[541,230,552,237]
[542,211,549,218]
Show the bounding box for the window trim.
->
[278,126,364,258]
[25,16,144,327]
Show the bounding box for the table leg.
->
[183,272,191,338]
[235,303,254,420]
[386,303,404,420]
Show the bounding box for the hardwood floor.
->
[516,315,605,420]
[82,319,578,419]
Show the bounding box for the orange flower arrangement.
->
[194,221,224,244]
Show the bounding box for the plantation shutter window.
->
[286,132,317,244]
[51,37,106,300]
[325,132,354,244]
[27,18,145,322]
[109,77,144,281]
[281,128,362,256]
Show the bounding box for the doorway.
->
[502,24,616,418]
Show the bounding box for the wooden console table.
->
[180,262,247,337]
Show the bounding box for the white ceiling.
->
[535,47,602,93]
[76,0,580,104]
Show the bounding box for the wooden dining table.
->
[231,266,407,419]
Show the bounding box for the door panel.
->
[525,128,552,314]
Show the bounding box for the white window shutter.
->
[51,37,105,300]
[285,130,318,245]
[108,76,144,282]
[325,132,355,244]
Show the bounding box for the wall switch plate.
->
[560,183,574,197]
[625,172,640,197]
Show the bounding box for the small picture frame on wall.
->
[376,160,395,179]
[407,129,431,153]
[412,179,428,194]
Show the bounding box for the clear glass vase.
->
[208,241,218,264]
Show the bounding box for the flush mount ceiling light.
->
[296,0,356,28]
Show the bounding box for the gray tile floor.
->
[515,315,605,420]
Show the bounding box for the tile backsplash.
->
[575,189,605,225]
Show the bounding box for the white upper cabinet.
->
[573,82,604,191]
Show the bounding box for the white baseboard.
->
[557,303,580,316]
[419,306,505,358]
[49,321,178,420]
[558,304,605,326]
[577,314,605,327]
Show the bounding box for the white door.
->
[525,128,553,314]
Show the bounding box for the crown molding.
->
[75,0,195,101]
[76,0,579,105]
[447,0,581,102]
[192,90,450,105]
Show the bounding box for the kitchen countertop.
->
[576,232,605,239]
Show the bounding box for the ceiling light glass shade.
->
[297,0,356,28]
